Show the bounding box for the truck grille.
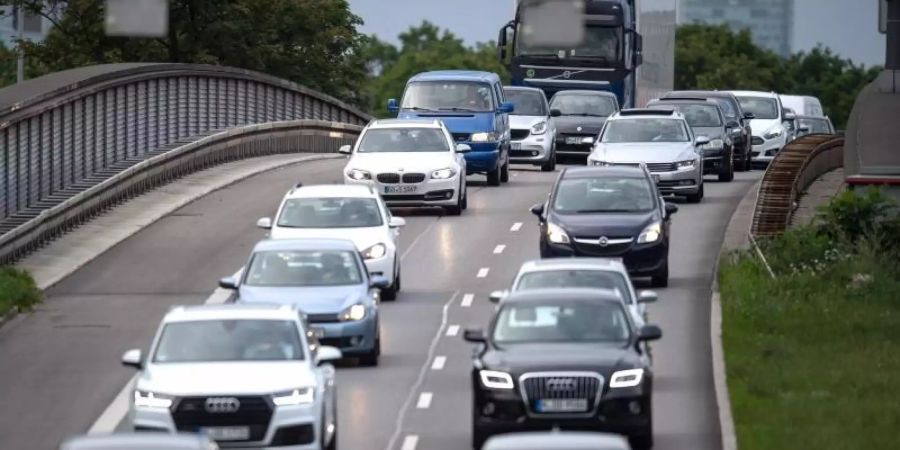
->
[510,129,531,141]
[171,396,272,442]
[520,373,603,415]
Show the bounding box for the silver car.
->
[122,304,341,450]
[504,86,558,171]
[587,108,707,203]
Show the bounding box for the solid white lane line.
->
[446,325,460,337]
[477,268,490,278]
[493,244,506,254]
[510,222,523,232]
[401,435,419,450]
[416,392,433,409]
[431,356,447,370]
[400,219,441,261]
[384,291,460,450]
[461,293,475,307]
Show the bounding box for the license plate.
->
[384,185,416,194]
[201,426,250,441]
[565,137,583,145]
[536,398,589,413]
[311,326,326,339]
[511,142,522,150]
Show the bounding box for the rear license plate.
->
[201,426,250,441]
[511,142,522,150]
[536,398,589,413]
[565,137,583,145]
[384,185,416,194]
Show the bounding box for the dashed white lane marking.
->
[446,325,460,337]
[416,392,433,409]
[401,435,419,450]
[477,268,490,278]
[510,222,523,232]
[461,293,475,307]
[493,244,506,254]
[431,356,447,370]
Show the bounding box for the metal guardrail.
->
[0,63,371,239]
[751,134,845,237]
[0,119,361,265]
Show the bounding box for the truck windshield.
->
[601,119,690,143]
[516,24,621,62]
[401,81,494,112]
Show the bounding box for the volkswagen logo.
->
[598,236,610,247]
[576,126,583,132]
[205,397,240,413]
[546,379,577,392]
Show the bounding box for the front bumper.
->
[654,167,702,196]
[312,313,379,357]
[701,149,728,174]
[461,141,502,173]
[751,134,787,163]
[541,238,667,276]
[510,132,553,164]
[362,252,396,284]
[345,177,460,207]
[555,134,594,156]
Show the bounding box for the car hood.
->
[550,210,657,238]
[554,115,607,135]
[749,118,781,136]
[238,285,366,313]
[269,226,385,250]
[510,115,547,130]
[398,110,494,134]
[483,343,639,374]
[346,152,456,173]
[138,362,316,396]
[590,142,696,163]
[692,126,726,141]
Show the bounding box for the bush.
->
[0,266,42,316]
[816,187,900,250]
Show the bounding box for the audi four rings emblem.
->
[546,379,576,391]
[205,397,240,413]
[598,236,610,247]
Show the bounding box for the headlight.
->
[547,222,570,244]
[272,387,315,406]
[470,132,497,142]
[431,168,457,179]
[133,390,173,409]
[700,139,725,150]
[637,222,662,244]
[610,368,644,388]
[676,160,696,170]
[340,303,367,322]
[347,169,371,181]
[479,370,514,389]
[531,121,547,135]
[763,127,784,140]
[590,159,611,167]
[361,243,387,260]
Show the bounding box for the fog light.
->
[628,401,642,415]
[532,151,539,156]
[482,402,496,416]
[446,192,453,199]
[350,336,361,346]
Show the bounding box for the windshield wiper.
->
[567,113,608,117]
[575,209,635,213]
[405,106,437,112]
[438,107,478,112]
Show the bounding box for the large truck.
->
[497,0,676,108]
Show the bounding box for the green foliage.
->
[0,266,41,316]
[816,187,900,248]
[0,41,15,87]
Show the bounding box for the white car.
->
[257,184,405,300]
[341,119,469,215]
[503,86,558,171]
[729,91,789,164]
[122,304,341,450]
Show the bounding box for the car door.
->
[493,82,509,157]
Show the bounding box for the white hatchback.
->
[257,184,405,300]
[341,119,469,215]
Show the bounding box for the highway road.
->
[0,157,761,450]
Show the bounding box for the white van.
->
[780,95,825,117]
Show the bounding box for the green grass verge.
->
[719,243,900,449]
[0,266,41,317]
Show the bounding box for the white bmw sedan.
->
[341,119,469,215]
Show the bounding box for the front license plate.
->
[201,426,250,441]
[311,326,326,339]
[565,137,583,145]
[511,142,522,150]
[536,398,589,413]
[384,185,416,194]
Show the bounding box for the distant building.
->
[678,0,795,58]
[1,6,52,49]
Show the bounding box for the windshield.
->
[553,177,655,213]
[601,118,689,143]
[550,94,617,117]
[736,97,779,120]
[710,98,738,119]
[493,301,631,344]
[153,319,303,363]
[505,89,547,116]
[516,24,621,62]
[277,197,382,228]
[799,118,832,134]
[358,128,450,153]
[651,104,722,127]
[516,270,632,303]
[401,81,494,112]
[245,250,362,287]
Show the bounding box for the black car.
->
[647,98,735,182]
[464,289,663,450]
[662,90,755,171]
[531,166,677,287]
[549,90,620,160]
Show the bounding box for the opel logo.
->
[205,397,240,413]
[526,68,536,78]
[546,379,577,391]
[598,236,610,247]
[562,70,572,79]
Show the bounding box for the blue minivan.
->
[388,71,514,186]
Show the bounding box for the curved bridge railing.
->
[0,63,371,241]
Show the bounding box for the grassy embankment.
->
[0,266,41,317]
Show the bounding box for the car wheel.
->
[651,259,669,288]
[446,196,463,216]
[486,166,501,186]
[630,426,653,450]
[719,152,735,182]
[500,158,510,183]
[381,267,399,301]
[358,336,380,367]
[541,147,556,172]
[472,414,489,450]
[461,185,468,210]
[324,396,337,450]
[686,183,703,203]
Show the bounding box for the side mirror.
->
[694,136,711,146]
[637,291,658,304]
[784,111,796,121]
[498,101,515,114]
[122,349,143,369]
[338,144,352,155]
[489,290,509,303]
[317,345,342,364]
[456,143,472,153]
[743,112,755,120]
[219,277,238,290]
[370,275,391,289]
[664,202,678,216]
[389,216,406,228]
[463,328,487,343]
[549,108,562,117]
[799,125,810,133]
[530,203,544,216]
[387,98,399,114]
[638,324,663,342]
[727,120,740,129]
[256,217,272,230]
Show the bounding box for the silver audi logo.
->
[547,379,576,391]
[205,397,240,413]
[598,236,610,247]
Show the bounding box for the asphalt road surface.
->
[0,157,761,450]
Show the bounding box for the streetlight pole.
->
[886,0,900,70]
[15,4,24,83]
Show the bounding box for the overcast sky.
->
[347,0,886,67]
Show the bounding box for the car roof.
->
[796,114,830,120]
[368,118,443,129]
[252,238,358,253]
[552,90,618,98]
[503,86,544,93]
[409,70,500,83]
[518,258,628,273]
[163,304,302,323]
[286,184,378,200]
[483,432,630,450]
[501,288,625,305]
[610,108,685,121]
[728,90,779,99]
[562,166,649,179]
[649,98,720,108]
[664,90,737,100]
[61,434,216,450]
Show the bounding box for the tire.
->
[446,197,463,216]
[324,398,337,450]
[718,152,735,182]
[540,147,556,172]
[630,432,653,450]
[686,182,704,203]
[746,150,754,171]
[472,418,489,450]
[500,157,510,183]
[486,166,501,186]
[381,264,399,301]
[358,336,380,367]
[650,259,669,288]
[461,186,468,210]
